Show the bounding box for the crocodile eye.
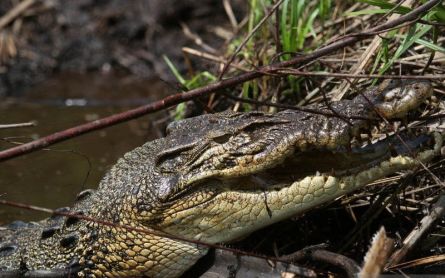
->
[156,151,188,173]
[156,143,206,173]
[384,91,395,101]
[212,133,232,144]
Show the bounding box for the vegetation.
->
[167,0,444,114]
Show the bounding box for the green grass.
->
[163,55,217,119]
[164,0,443,115]
[378,24,432,75]
[235,0,333,104]
[352,0,445,21]
[164,0,335,112]
[355,0,445,79]
[244,0,330,58]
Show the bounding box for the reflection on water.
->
[0,73,172,223]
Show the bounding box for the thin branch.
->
[180,22,216,54]
[387,254,445,270]
[274,4,282,54]
[0,0,440,162]
[283,248,360,278]
[332,0,415,101]
[0,199,304,266]
[182,47,249,71]
[222,92,376,121]
[272,69,445,80]
[223,0,238,30]
[386,194,445,268]
[0,121,36,129]
[218,0,286,79]
[417,19,445,26]
[374,0,408,25]
[0,0,35,30]
[421,24,438,75]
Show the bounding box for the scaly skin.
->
[0,81,440,277]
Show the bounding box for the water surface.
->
[0,73,172,223]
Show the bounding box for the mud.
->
[0,0,245,97]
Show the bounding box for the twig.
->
[273,69,445,80]
[421,25,438,75]
[417,19,445,26]
[0,199,307,266]
[180,22,216,54]
[283,248,360,278]
[274,4,282,54]
[387,254,445,270]
[223,0,238,30]
[218,0,286,79]
[332,0,415,101]
[0,0,440,162]
[386,194,445,268]
[205,249,317,278]
[374,0,408,25]
[311,250,361,278]
[338,186,402,252]
[0,121,36,129]
[182,47,249,71]
[222,92,376,121]
[0,0,35,30]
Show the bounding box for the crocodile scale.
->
[0,80,441,277]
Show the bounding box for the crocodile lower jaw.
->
[161,132,443,243]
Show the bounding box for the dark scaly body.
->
[0,81,440,277]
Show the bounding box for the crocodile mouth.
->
[160,130,441,243]
[254,131,434,187]
[167,130,435,204]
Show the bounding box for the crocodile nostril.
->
[0,244,18,256]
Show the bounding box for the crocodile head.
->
[143,80,436,242]
[0,80,441,277]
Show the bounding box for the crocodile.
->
[0,80,442,277]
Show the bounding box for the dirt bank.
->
[0,0,245,97]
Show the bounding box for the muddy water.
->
[0,73,172,223]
